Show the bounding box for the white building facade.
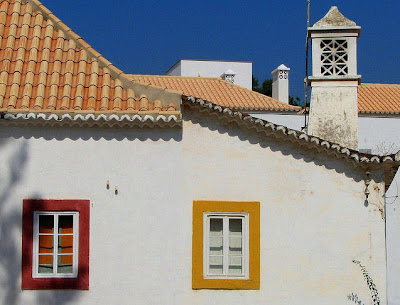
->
[0,1,398,305]
[0,98,397,305]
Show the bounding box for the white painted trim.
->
[203,212,249,280]
[32,212,79,278]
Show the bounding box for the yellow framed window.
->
[192,201,260,290]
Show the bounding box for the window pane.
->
[58,215,73,234]
[209,256,223,275]
[58,235,73,254]
[38,255,53,273]
[229,219,242,255]
[39,235,53,254]
[228,256,242,275]
[210,218,223,236]
[229,218,242,236]
[39,215,54,233]
[57,255,73,274]
[229,237,242,255]
[209,237,223,255]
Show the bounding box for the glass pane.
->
[209,237,223,255]
[58,215,73,234]
[57,255,73,274]
[229,219,242,236]
[39,235,53,254]
[58,235,73,254]
[209,256,223,275]
[38,255,53,273]
[39,215,54,233]
[209,218,223,236]
[228,256,242,275]
[229,237,242,255]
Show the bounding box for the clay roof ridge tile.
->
[25,0,128,88]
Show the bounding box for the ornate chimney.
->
[272,64,290,104]
[307,6,361,150]
[222,69,236,84]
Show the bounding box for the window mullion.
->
[223,217,229,275]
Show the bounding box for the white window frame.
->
[203,212,249,280]
[32,211,79,278]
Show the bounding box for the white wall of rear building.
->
[0,112,387,305]
[166,60,252,90]
[247,112,305,131]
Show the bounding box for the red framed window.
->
[22,199,90,290]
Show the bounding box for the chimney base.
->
[308,80,359,150]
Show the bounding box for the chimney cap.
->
[272,64,290,75]
[310,6,359,30]
[223,69,236,76]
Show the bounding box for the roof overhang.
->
[0,109,181,128]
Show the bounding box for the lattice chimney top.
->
[308,6,361,80]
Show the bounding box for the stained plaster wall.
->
[182,107,386,305]
[250,111,400,305]
[0,112,387,305]
[308,82,359,150]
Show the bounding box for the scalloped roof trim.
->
[2,111,181,127]
[184,96,400,165]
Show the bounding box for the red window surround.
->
[22,199,90,290]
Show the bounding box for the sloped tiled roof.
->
[129,75,301,112]
[0,0,182,126]
[358,84,400,115]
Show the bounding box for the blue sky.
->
[41,0,399,99]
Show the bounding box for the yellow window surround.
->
[192,200,260,290]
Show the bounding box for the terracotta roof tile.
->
[0,0,182,120]
[358,83,400,115]
[129,75,301,112]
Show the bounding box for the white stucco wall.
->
[0,113,388,305]
[166,59,252,89]
[249,111,400,305]
[0,126,184,305]
[358,115,400,305]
